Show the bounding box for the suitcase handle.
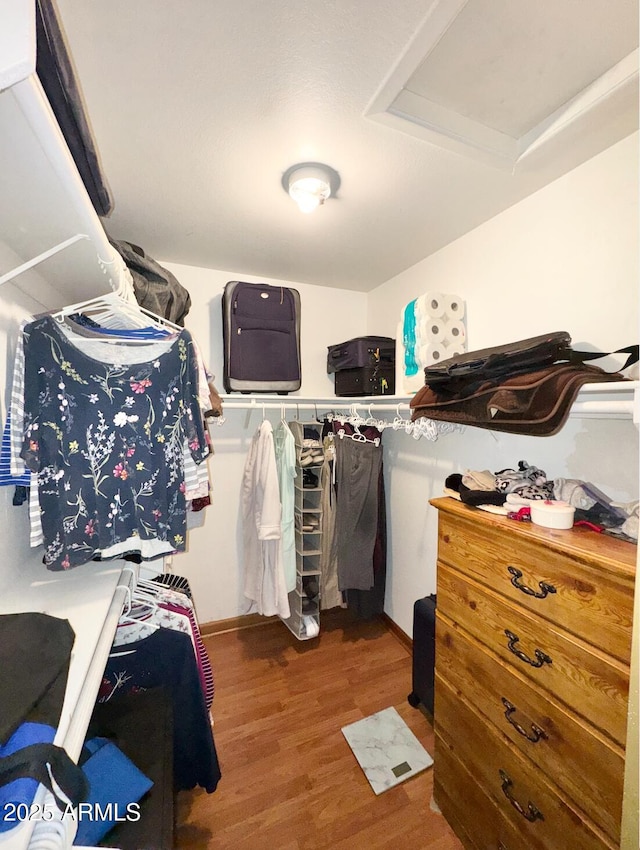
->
[507,566,556,600]
[501,698,548,743]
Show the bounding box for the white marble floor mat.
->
[341,706,433,795]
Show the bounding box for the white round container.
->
[529,500,575,529]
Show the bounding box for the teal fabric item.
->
[73,737,152,846]
[403,299,418,376]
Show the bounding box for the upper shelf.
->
[0,0,125,310]
[218,381,639,423]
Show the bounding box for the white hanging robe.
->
[241,420,290,618]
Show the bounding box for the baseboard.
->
[200,611,413,647]
[200,613,278,637]
[382,612,412,655]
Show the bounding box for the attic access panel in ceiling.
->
[366,0,639,170]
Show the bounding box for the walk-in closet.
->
[1,1,638,849]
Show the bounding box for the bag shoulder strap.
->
[568,345,639,372]
[0,743,88,810]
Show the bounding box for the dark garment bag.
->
[222,281,301,393]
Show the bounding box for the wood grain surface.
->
[175,609,464,850]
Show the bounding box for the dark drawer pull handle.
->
[504,630,552,668]
[501,697,548,743]
[508,566,556,599]
[499,769,544,823]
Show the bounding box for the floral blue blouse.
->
[20,316,208,570]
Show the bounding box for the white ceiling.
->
[55,0,638,292]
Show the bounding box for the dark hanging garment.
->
[344,462,387,620]
[99,629,221,794]
[86,688,174,850]
[334,435,382,592]
[331,422,387,618]
[35,0,114,217]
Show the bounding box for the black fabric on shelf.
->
[0,613,88,810]
[443,473,505,507]
[0,613,75,743]
[458,483,506,507]
[87,688,174,850]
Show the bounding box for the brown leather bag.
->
[410,363,627,436]
[423,331,637,394]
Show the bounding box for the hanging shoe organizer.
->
[281,420,323,640]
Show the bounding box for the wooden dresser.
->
[430,497,637,850]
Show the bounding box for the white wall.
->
[3,134,635,637]
[159,265,368,623]
[0,281,58,597]
[163,132,638,634]
[369,132,639,636]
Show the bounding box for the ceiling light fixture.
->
[282,162,341,214]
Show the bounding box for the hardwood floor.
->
[175,609,463,850]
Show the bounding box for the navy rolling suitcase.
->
[222,281,302,393]
[408,594,436,716]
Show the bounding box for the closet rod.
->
[0,233,88,286]
[219,399,411,412]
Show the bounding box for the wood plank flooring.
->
[175,609,463,850]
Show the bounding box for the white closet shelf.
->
[0,558,134,850]
[219,381,639,422]
[0,2,128,309]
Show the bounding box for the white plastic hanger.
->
[336,426,380,447]
[49,268,182,335]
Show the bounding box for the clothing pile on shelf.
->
[444,459,638,541]
[241,416,387,626]
[4,307,218,570]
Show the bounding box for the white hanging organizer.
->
[279,420,324,641]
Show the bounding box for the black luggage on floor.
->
[327,336,395,396]
[408,594,436,716]
[222,280,301,393]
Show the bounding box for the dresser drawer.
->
[437,612,624,843]
[436,503,635,663]
[435,676,614,850]
[438,564,630,746]
[434,736,534,850]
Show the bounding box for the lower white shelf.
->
[0,557,134,850]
